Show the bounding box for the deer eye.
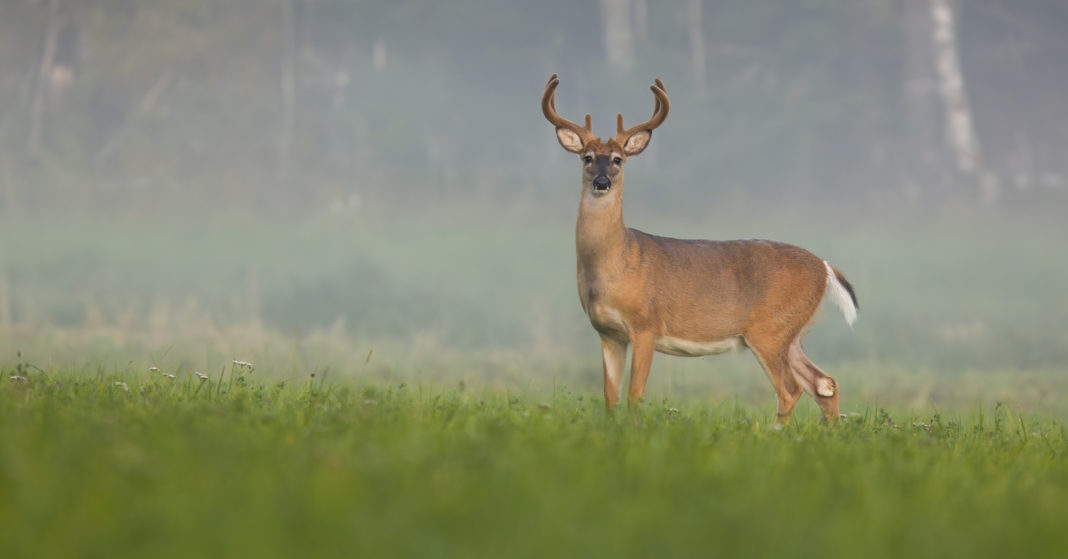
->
[583,155,593,164]
[613,157,622,165]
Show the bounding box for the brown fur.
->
[543,75,855,422]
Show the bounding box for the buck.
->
[541,74,858,422]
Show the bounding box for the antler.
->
[542,74,596,146]
[614,78,670,143]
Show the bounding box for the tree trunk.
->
[931,0,977,175]
[600,0,633,72]
[276,0,296,206]
[930,0,997,203]
[633,0,648,45]
[28,0,62,156]
[687,0,707,97]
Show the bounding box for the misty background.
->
[1,1,1066,398]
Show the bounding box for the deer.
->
[541,74,858,423]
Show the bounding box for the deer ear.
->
[623,130,651,155]
[556,127,585,153]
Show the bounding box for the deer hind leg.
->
[747,338,804,424]
[601,336,627,409]
[787,339,840,422]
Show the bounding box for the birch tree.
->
[930,0,998,202]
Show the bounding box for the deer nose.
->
[593,176,611,191]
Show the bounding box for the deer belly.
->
[655,335,743,357]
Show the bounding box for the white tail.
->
[542,75,858,423]
[825,260,858,327]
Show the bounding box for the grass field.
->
[2,209,1067,557]
[1,368,1066,559]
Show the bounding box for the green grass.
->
[2,368,1067,559]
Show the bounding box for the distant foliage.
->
[1,0,1067,216]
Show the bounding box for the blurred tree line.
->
[1,0,1066,217]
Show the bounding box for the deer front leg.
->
[626,333,656,407]
[601,336,627,409]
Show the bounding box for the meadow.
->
[1,369,1066,559]
[2,208,1067,557]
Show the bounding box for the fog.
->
[2,1,1066,388]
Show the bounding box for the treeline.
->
[1,0,1066,217]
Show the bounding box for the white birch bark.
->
[930,0,997,202]
[930,1,977,172]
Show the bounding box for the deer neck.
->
[575,183,627,265]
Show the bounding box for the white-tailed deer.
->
[541,74,858,422]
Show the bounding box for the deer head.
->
[541,74,669,196]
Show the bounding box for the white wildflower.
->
[196,372,209,380]
[115,382,129,391]
[232,360,254,370]
[148,366,161,372]
[9,375,26,382]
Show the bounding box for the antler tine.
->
[615,78,671,142]
[653,79,666,114]
[546,74,558,112]
[542,74,594,141]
